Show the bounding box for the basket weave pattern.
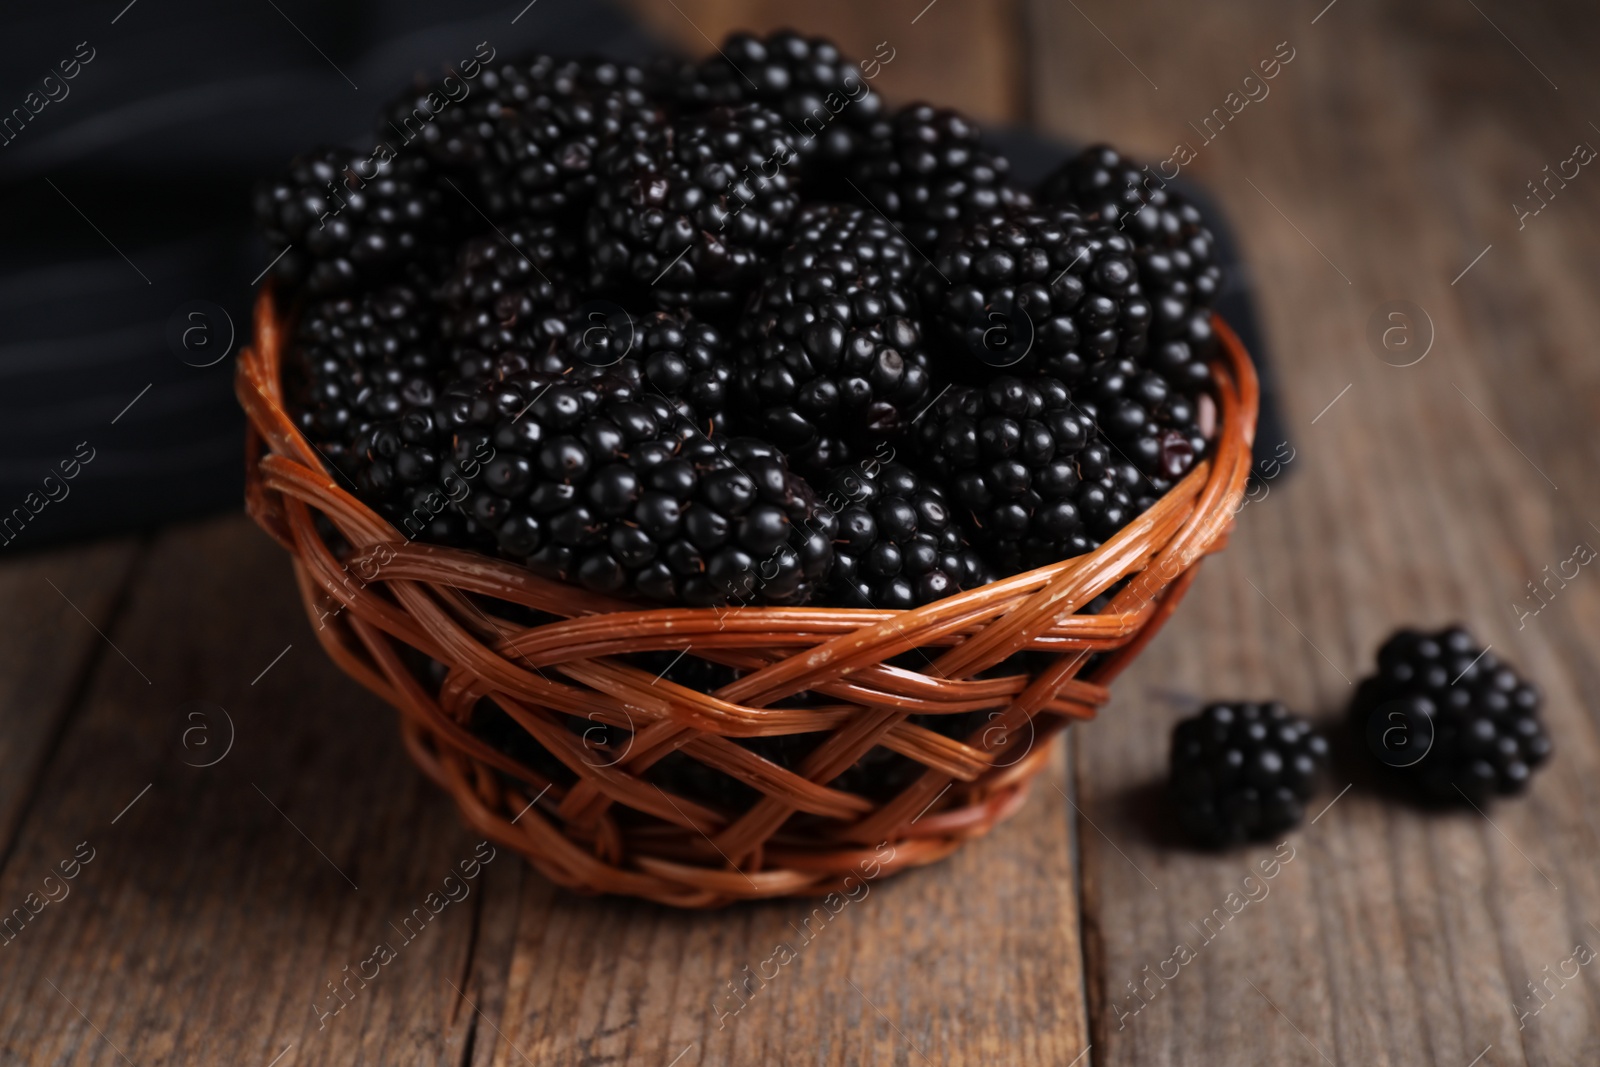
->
[237,288,1258,907]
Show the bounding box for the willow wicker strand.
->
[237,286,1259,907]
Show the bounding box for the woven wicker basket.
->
[236,286,1258,907]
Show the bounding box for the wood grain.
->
[1025,0,1600,1063]
[0,517,492,1066]
[0,541,141,865]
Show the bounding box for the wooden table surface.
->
[5,1,1600,1063]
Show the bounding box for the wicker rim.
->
[236,286,1258,906]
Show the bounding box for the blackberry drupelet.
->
[1038,145,1222,393]
[822,460,992,608]
[385,55,662,220]
[850,103,1030,250]
[435,373,834,605]
[1351,626,1550,802]
[1170,702,1330,846]
[735,205,933,471]
[586,104,801,314]
[920,209,1153,385]
[668,31,886,175]
[287,285,445,492]
[914,374,1100,571]
[254,148,449,295]
[436,221,578,382]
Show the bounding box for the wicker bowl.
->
[236,287,1258,907]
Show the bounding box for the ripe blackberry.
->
[821,460,992,608]
[254,147,449,295]
[668,31,886,173]
[850,103,1031,250]
[586,104,801,314]
[913,375,1099,571]
[1038,145,1221,391]
[1351,626,1550,802]
[591,309,737,429]
[436,221,578,381]
[735,205,933,471]
[1076,357,1205,489]
[920,209,1152,386]
[1170,702,1330,846]
[435,373,833,605]
[286,285,444,486]
[384,55,662,220]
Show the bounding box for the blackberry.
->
[1170,702,1329,846]
[913,375,1100,571]
[435,373,833,605]
[384,55,662,220]
[735,205,933,471]
[668,31,886,174]
[1351,626,1550,802]
[436,222,578,381]
[1038,145,1222,392]
[286,285,445,489]
[850,103,1030,250]
[920,210,1152,386]
[821,460,992,608]
[586,104,801,314]
[254,147,449,295]
[1076,357,1205,489]
[566,309,736,430]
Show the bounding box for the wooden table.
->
[5,1,1599,1063]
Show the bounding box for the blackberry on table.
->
[1351,626,1550,802]
[384,55,662,220]
[434,373,834,605]
[850,103,1030,251]
[1170,702,1330,846]
[822,460,992,609]
[254,148,450,296]
[586,104,801,315]
[920,209,1153,385]
[1038,145,1222,392]
[914,374,1101,571]
[667,30,886,175]
[735,205,933,472]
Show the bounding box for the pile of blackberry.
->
[261,33,1229,797]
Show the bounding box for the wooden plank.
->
[0,539,142,862]
[0,515,491,1066]
[1024,0,1600,1064]
[618,0,1027,124]
[468,736,1088,1067]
